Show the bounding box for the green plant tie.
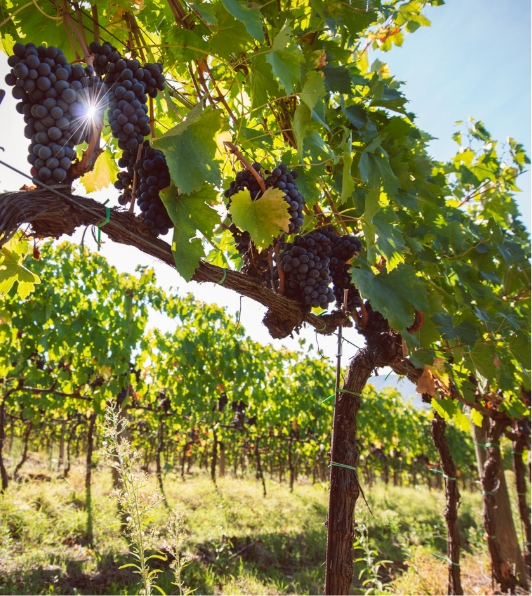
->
[475,442,499,449]
[482,490,494,495]
[322,388,362,404]
[216,268,227,285]
[329,461,357,472]
[517,492,528,496]
[431,553,460,567]
[429,468,456,481]
[95,201,111,251]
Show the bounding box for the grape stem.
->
[149,97,155,139]
[223,142,266,194]
[359,302,369,329]
[273,242,285,296]
[129,144,144,214]
[69,117,104,181]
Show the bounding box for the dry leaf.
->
[416,365,436,397]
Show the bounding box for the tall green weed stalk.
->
[101,404,166,595]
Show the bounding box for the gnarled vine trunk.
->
[480,419,528,592]
[427,403,463,595]
[13,420,33,480]
[0,401,9,491]
[512,432,531,576]
[324,334,401,595]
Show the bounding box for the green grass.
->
[0,458,495,595]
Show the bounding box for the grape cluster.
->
[362,301,389,337]
[322,227,363,310]
[224,162,306,241]
[132,146,173,236]
[5,42,105,183]
[279,231,336,309]
[89,41,165,189]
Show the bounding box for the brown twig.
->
[91,4,99,42]
[224,142,266,193]
[323,187,349,234]
[126,12,146,62]
[202,60,240,126]
[273,242,284,295]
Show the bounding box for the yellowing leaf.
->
[80,150,119,193]
[228,188,290,251]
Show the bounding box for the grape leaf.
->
[80,150,119,193]
[300,71,326,111]
[432,313,479,346]
[161,185,220,241]
[341,140,354,204]
[0,234,40,299]
[293,103,311,161]
[160,186,216,281]
[351,264,428,331]
[266,27,304,94]
[153,105,228,194]
[220,0,264,42]
[249,55,280,110]
[228,188,291,251]
[322,66,352,94]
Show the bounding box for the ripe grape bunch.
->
[321,227,363,310]
[89,41,166,199]
[279,230,336,309]
[5,42,106,184]
[224,162,306,252]
[131,145,173,236]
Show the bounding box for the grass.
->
[0,454,506,595]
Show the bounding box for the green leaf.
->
[228,188,291,251]
[293,103,311,161]
[220,0,264,42]
[161,185,220,241]
[265,27,304,94]
[300,71,326,111]
[0,236,40,299]
[351,264,428,332]
[470,408,484,428]
[322,66,352,94]
[507,334,530,369]
[161,185,219,281]
[341,144,354,204]
[249,55,280,110]
[432,314,479,346]
[153,105,228,194]
[80,150,119,193]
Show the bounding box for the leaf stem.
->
[223,142,266,194]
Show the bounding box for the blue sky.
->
[374,0,531,225]
[0,1,529,385]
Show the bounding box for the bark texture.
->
[325,335,402,595]
[13,421,32,480]
[429,407,463,595]
[512,432,531,576]
[0,401,8,491]
[0,189,351,339]
[481,419,528,592]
